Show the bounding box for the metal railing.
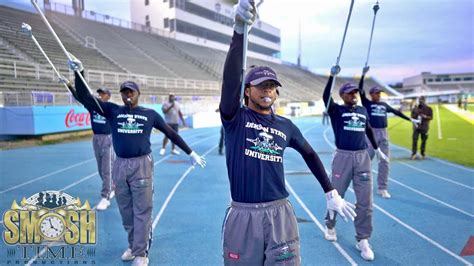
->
[0,90,220,107]
[0,58,220,91]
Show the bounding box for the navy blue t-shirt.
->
[323,76,378,151]
[219,32,333,203]
[74,73,192,158]
[222,108,306,203]
[329,104,371,150]
[88,108,111,135]
[99,103,175,158]
[359,75,410,128]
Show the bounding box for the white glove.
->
[362,66,370,75]
[411,118,420,128]
[330,65,341,76]
[189,151,206,168]
[326,189,356,222]
[20,22,32,36]
[233,0,257,34]
[376,147,389,162]
[67,53,83,72]
[58,75,70,85]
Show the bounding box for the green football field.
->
[387,104,474,167]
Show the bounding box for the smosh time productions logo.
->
[2,191,97,265]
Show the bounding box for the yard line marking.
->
[435,105,443,140]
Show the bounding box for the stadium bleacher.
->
[0,4,387,107]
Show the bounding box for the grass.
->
[467,105,474,112]
[387,104,474,167]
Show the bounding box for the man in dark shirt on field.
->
[411,96,433,160]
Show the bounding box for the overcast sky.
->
[258,0,474,83]
[4,0,473,83]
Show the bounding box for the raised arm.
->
[359,66,371,108]
[386,103,411,121]
[220,0,256,121]
[219,32,245,121]
[74,71,108,117]
[359,75,371,107]
[323,75,337,113]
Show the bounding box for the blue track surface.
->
[0,117,473,265]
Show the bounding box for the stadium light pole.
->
[325,0,355,112]
[30,0,103,113]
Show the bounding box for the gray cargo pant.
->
[325,149,373,241]
[366,128,390,190]
[222,198,301,266]
[112,153,154,257]
[92,134,114,199]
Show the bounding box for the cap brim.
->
[120,87,139,92]
[341,88,358,94]
[250,77,282,87]
[370,89,383,94]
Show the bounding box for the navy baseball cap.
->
[245,66,282,87]
[96,87,111,96]
[369,86,383,94]
[120,81,140,93]
[339,83,358,94]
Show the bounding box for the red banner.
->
[65,109,91,128]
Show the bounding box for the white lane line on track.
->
[396,161,473,190]
[390,144,474,173]
[152,145,217,230]
[0,158,95,194]
[372,170,474,218]
[26,185,117,266]
[1,137,183,195]
[0,135,215,224]
[323,127,473,190]
[321,127,472,265]
[288,125,358,265]
[22,134,217,265]
[286,181,358,266]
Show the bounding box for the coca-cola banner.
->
[1,104,163,136]
[33,106,91,134]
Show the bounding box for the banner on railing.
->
[0,104,164,136]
